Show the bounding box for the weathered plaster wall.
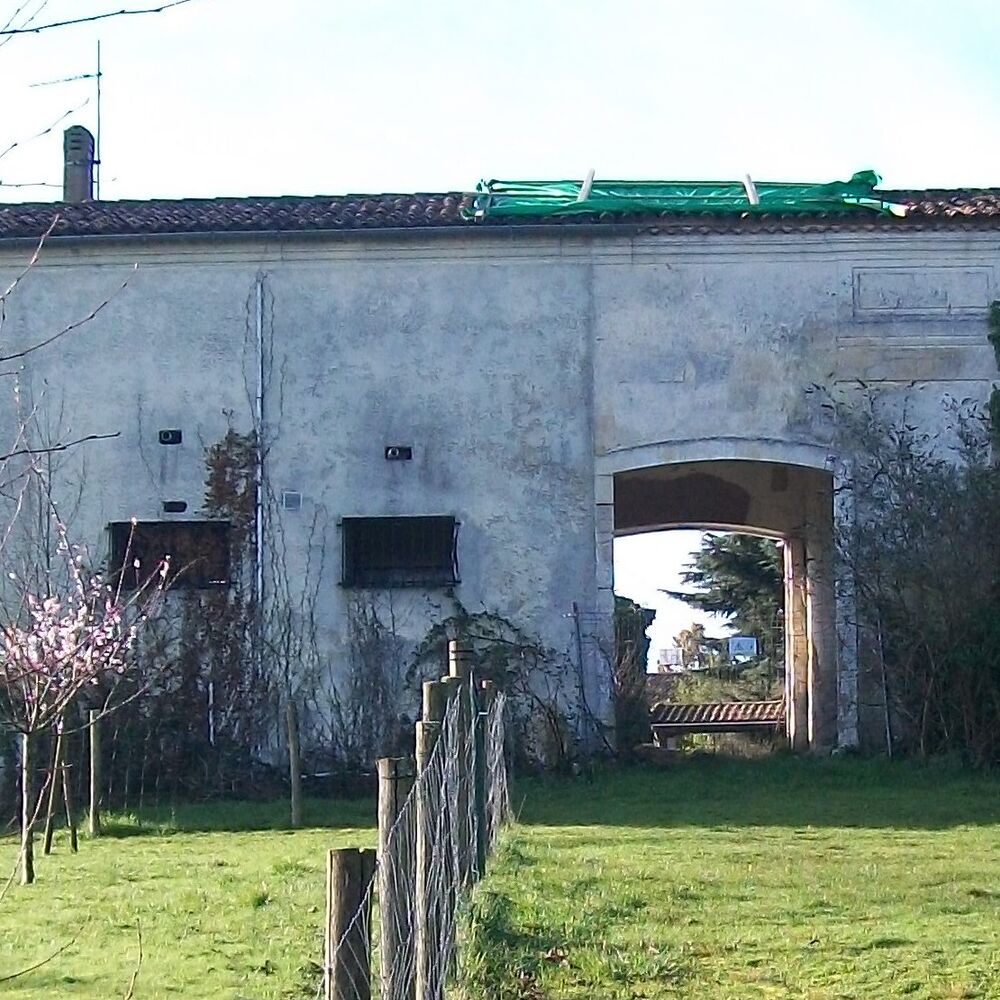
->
[0,240,598,720]
[0,226,996,749]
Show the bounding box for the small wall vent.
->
[281,490,302,512]
[162,500,188,513]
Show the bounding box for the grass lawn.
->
[3,757,999,999]
[462,755,1000,1000]
[0,798,375,999]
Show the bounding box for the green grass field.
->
[2,756,999,999]
[0,798,375,999]
[461,755,1000,1000]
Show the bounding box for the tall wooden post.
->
[474,680,495,876]
[449,641,476,879]
[378,756,415,1000]
[415,681,445,1000]
[88,709,102,837]
[442,674,472,888]
[286,700,302,828]
[325,847,376,1000]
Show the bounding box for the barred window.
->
[341,516,458,588]
[108,520,231,590]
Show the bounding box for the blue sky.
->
[2,0,998,660]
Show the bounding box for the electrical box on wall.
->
[158,429,182,445]
[384,446,412,461]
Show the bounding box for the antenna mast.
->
[95,40,102,198]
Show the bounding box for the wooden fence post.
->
[447,638,473,683]
[422,679,448,730]
[325,847,376,1000]
[442,673,473,888]
[62,762,79,853]
[88,709,102,837]
[286,700,302,828]
[43,724,66,854]
[473,679,494,879]
[378,756,415,1000]
[415,680,445,1000]
[448,636,475,873]
[448,640,476,883]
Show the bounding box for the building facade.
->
[2,155,998,755]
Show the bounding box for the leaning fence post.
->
[88,709,102,837]
[378,756,416,1000]
[415,680,446,1000]
[325,847,376,1000]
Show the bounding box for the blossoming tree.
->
[0,514,168,885]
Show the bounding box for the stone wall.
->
[0,225,995,750]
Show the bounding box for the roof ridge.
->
[2,188,1000,240]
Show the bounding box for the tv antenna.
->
[29,40,104,198]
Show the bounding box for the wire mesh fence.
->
[322,642,510,1000]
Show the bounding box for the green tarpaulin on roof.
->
[467,170,907,219]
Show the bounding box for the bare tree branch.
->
[0,1,50,50]
[0,0,196,35]
[0,181,61,190]
[0,430,120,465]
[1,215,59,306]
[0,263,138,363]
[0,99,91,165]
[0,939,76,985]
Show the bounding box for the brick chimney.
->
[63,126,95,202]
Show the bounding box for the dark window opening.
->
[108,520,231,590]
[342,516,458,588]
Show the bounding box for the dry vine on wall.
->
[411,604,584,771]
[826,322,1000,768]
[95,429,280,808]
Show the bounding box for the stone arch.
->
[597,440,839,753]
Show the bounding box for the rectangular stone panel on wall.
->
[851,266,992,322]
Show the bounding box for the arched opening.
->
[611,459,836,752]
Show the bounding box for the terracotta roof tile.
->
[2,188,1000,241]
[650,700,785,726]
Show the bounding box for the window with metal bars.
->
[108,520,231,590]
[341,515,459,588]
